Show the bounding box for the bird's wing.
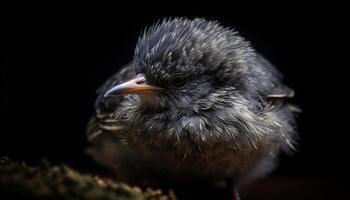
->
[86,63,136,141]
[95,63,136,108]
[255,53,295,98]
[255,54,300,152]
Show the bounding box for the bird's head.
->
[105,18,256,115]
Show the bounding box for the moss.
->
[0,157,176,200]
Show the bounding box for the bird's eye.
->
[170,76,188,89]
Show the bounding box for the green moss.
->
[0,157,176,200]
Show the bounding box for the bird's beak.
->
[104,74,163,97]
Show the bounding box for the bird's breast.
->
[102,130,274,185]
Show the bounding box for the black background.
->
[1,6,347,199]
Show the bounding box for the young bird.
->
[86,18,298,199]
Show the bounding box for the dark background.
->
[1,7,347,199]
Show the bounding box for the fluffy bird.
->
[87,18,298,199]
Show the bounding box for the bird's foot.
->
[226,179,241,200]
[231,187,240,200]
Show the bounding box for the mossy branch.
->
[0,157,176,200]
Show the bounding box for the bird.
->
[86,18,298,200]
